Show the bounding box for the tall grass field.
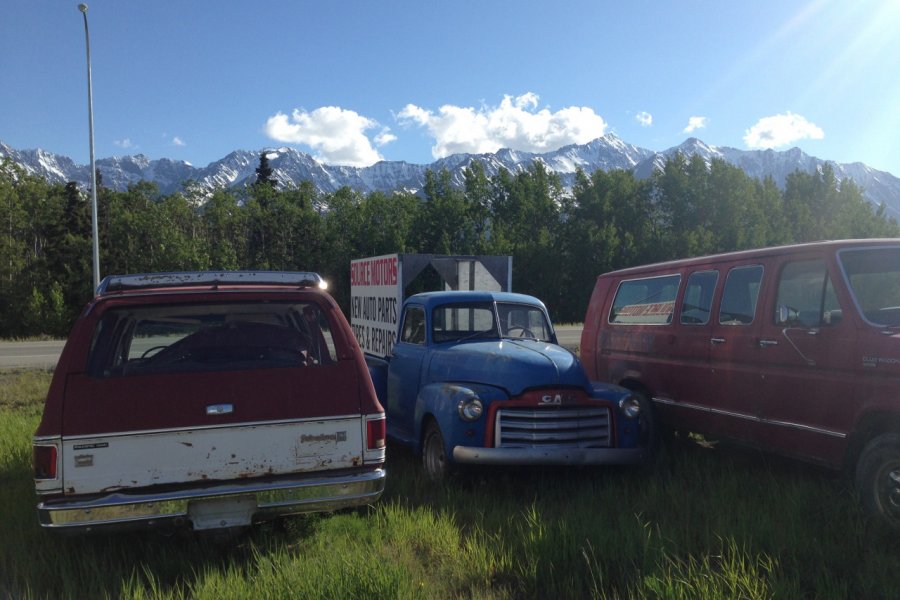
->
[1,369,897,599]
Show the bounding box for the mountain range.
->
[2,135,899,219]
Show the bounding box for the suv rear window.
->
[87,301,337,377]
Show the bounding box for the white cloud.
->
[172,136,186,147]
[264,106,393,167]
[396,92,607,158]
[743,112,824,149]
[683,116,709,134]
[114,138,135,150]
[635,111,653,127]
[374,128,396,146]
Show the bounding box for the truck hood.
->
[424,339,590,396]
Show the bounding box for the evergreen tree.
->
[42,182,92,329]
[255,152,276,188]
[200,188,243,270]
[0,160,30,335]
[2,151,899,337]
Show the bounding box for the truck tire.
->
[855,433,900,529]
[423,421,452,482]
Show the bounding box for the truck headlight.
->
[457,396,484,421]
[619,396,641,419]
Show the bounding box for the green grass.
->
[1,369,897,599]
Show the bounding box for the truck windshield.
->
[839,246,900,327]
[432,302,496,343]
[430,301,554,343]
[497,302,552,342]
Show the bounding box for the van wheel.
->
[855,433,900,529]
[422,421,452,482]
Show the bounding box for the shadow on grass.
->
[2,432,897,599]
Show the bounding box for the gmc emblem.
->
[540,394,563,405]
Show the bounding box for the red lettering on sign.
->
[351,256,398,287]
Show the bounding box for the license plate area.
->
[188,495,257,530]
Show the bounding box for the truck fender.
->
[412,383,507,457]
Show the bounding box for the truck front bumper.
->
[452,446,644,466]
[36,467,385,532]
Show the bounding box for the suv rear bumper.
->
[452,445,644,465]
[36,467,385,532]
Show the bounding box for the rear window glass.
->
[609,275,680,325]
[400,306,426,344]
[88,301,337,377]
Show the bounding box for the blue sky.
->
[3,1,900,176]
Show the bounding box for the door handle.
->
[206,404,233,415]
[710,337,726,345]
[758,339,779,348]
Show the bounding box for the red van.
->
[581,239,900,528]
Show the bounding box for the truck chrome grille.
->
[495,407,612,448]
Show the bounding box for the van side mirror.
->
[777,305,791,325]
[824,309,842,326]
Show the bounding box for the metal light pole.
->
[78,3,101,292]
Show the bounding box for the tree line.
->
[1,153,897,338]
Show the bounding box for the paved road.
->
[0,340,66,371]
[554,325,583,351]
[0,325,585,371]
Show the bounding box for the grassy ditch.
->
[1,369,897,599]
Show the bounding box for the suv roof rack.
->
[96,271,326,295]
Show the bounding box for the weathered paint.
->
[33,277,386,531]
[372,290,644,469]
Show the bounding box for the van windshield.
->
[839,246,900,327]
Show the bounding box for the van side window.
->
[719,265,763,325]
[680,270,718,325]
[609,275,681,325]
[775,259,841,327]
[400,306,426,344]
[838,246,900,326]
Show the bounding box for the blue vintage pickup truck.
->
[366,290,648,480]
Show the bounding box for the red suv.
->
[581,240,900,528]
[33,272,386,533]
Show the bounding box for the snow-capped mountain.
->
[634,138,900,218]
[2,136,899,218]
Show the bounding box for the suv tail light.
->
[33,445,58,480]
[366,416,386,450]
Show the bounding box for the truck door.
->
[386,304,428,445]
